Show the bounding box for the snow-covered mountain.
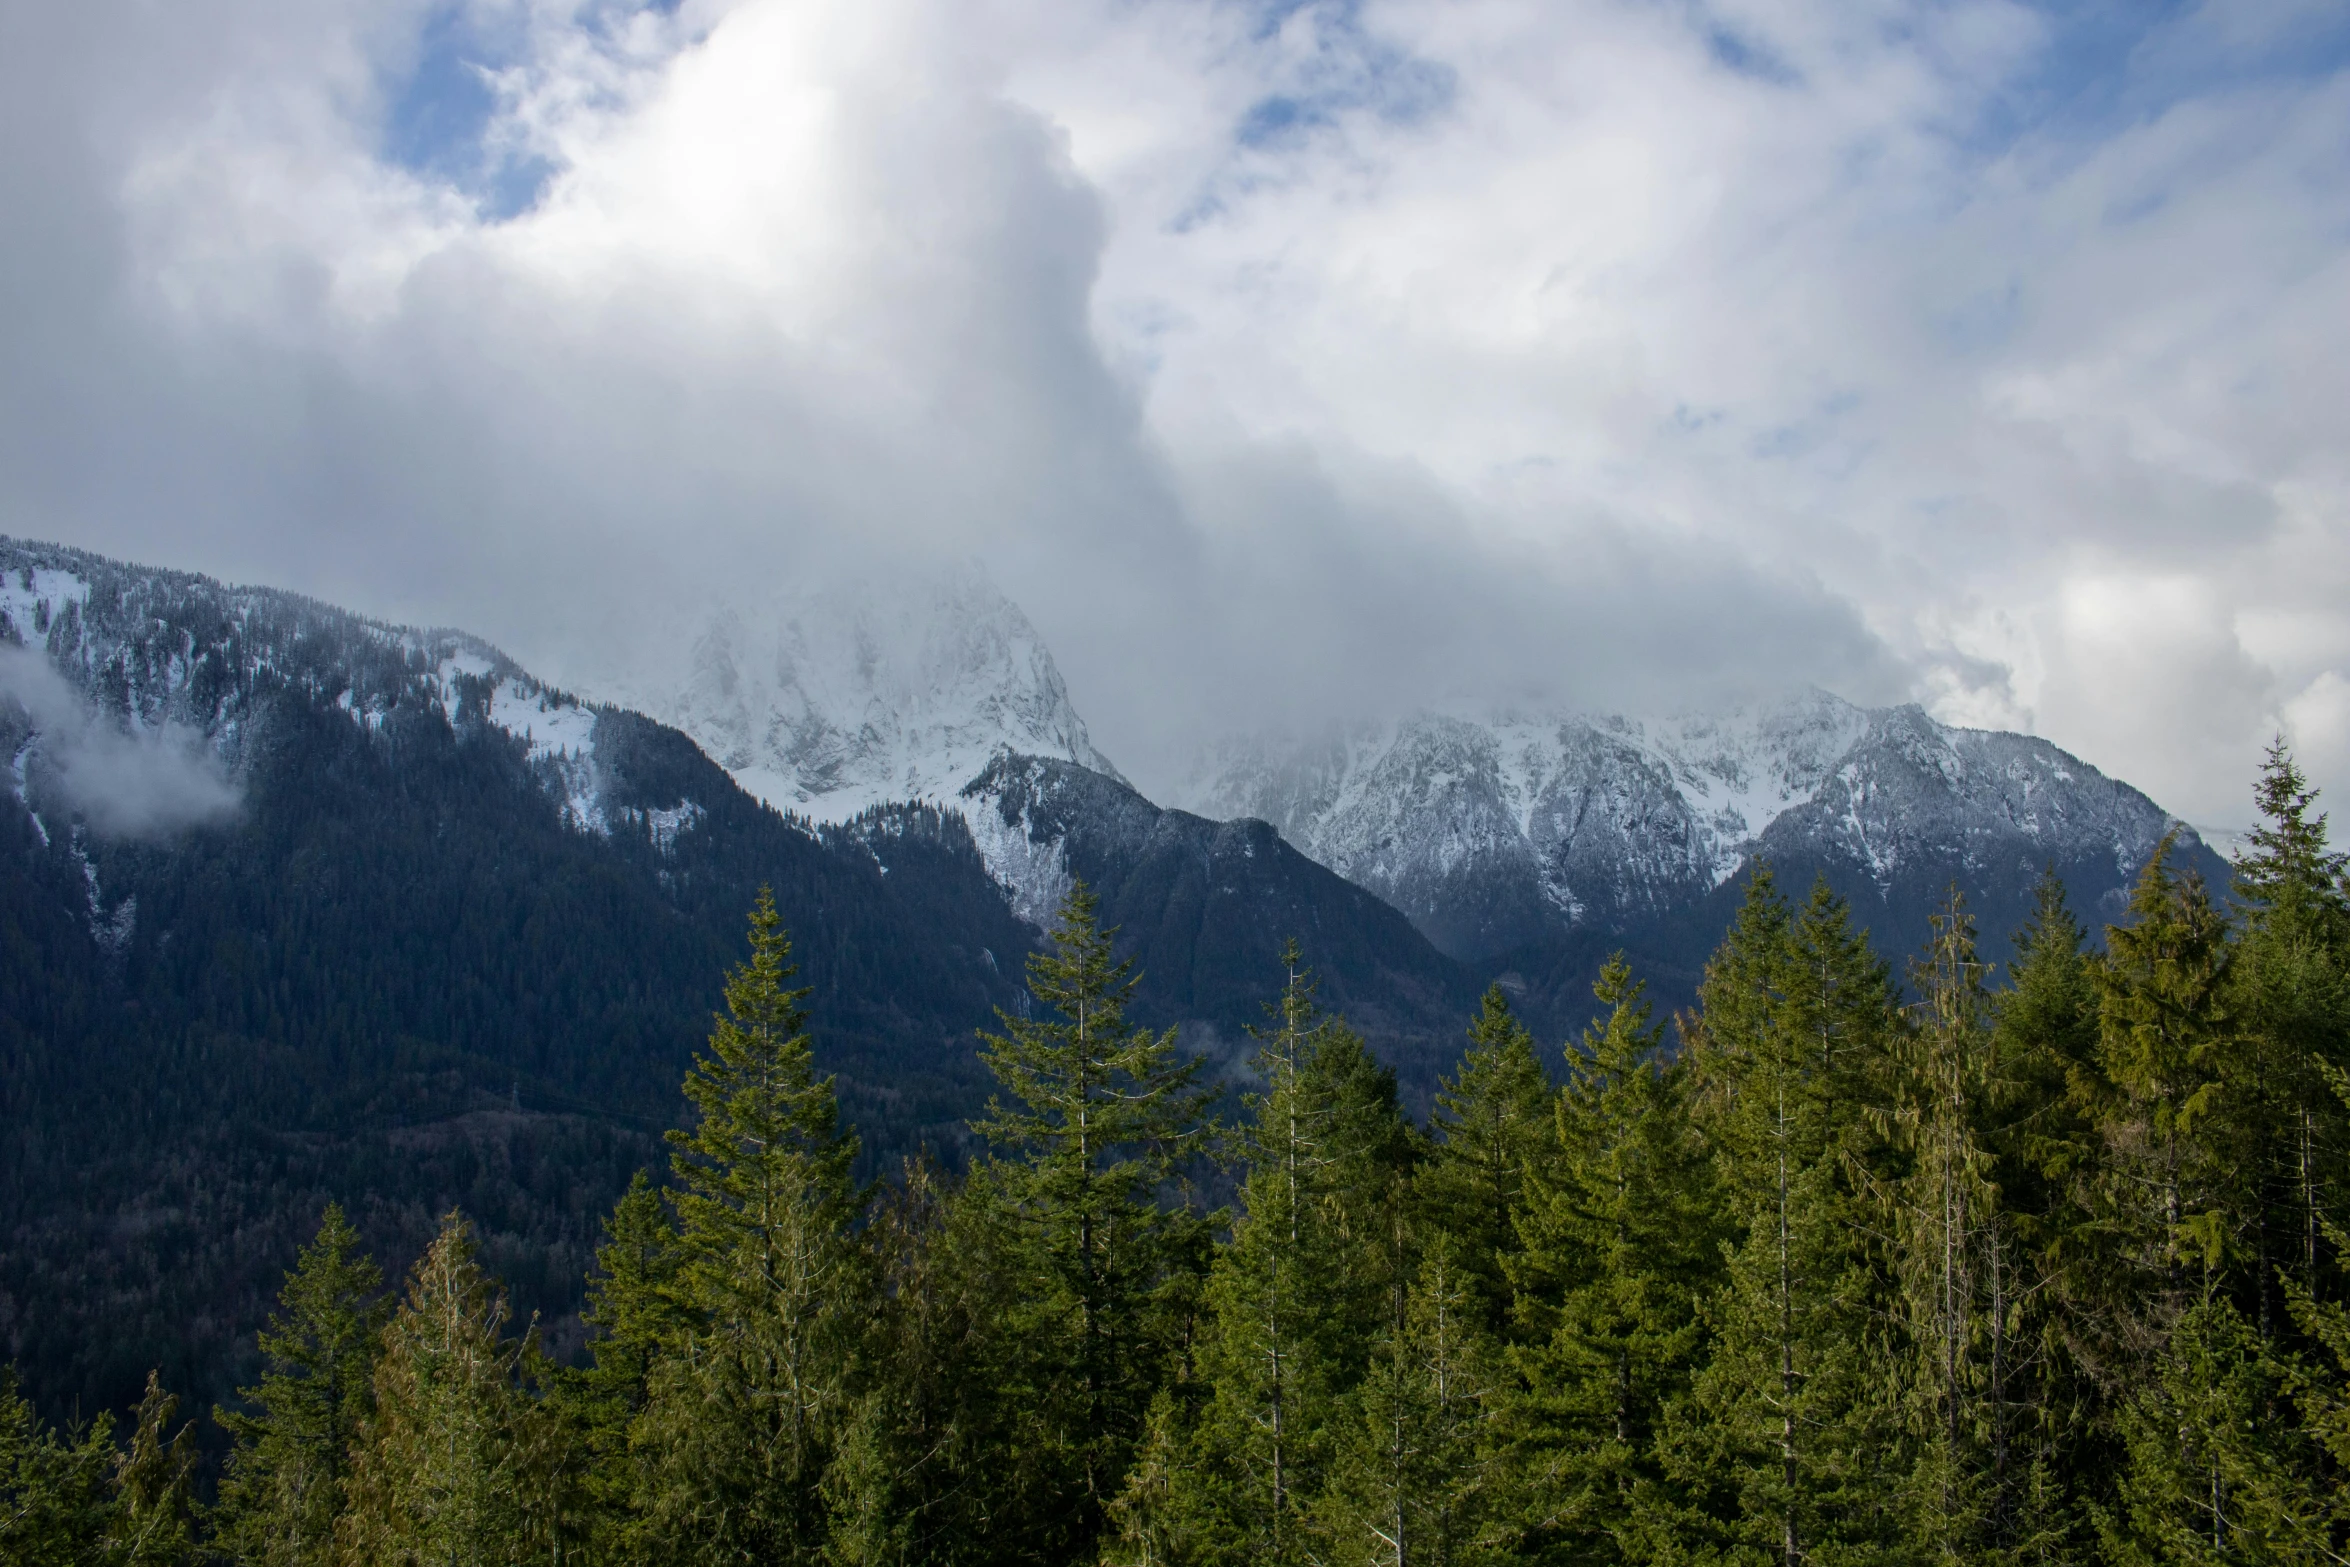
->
[1174,692,2213,962]
[652,566,1120,824]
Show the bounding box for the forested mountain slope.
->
[0,539,1467,1431]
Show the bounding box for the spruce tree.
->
[972,880,1215,1561]
[0,1369,114,1566]
[213,1203,384,1567]
[337,1210,531,1566]
[639,888,861,1564]
[1325,1237,1507,1567]
[1420,986,1555,1335]
[1507,954,1723,1563]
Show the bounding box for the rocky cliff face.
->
[656,565,1120,823]
[1177,692,2214,963]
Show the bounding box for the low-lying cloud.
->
[0,0,2345,823]
[0,647,242,839]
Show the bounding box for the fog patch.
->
[0,645,241,838]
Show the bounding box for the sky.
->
[2,0,2346,824]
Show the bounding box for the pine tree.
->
[0,1368,114,1566]
[337,1210,531,1566]
[971,879,1215,1560]
[1672,870,1906,1565]
[213,1203,384,1567]
[638,888,862,1564]
[1507,953,1723,1563]
[566,1173,679,1564]
[1420,986,1555,1335]
[1157,951,1410,1564]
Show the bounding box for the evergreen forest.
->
[11,744,2350,1566]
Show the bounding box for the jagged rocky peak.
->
[1176,690,2207,963]
[660,563,1120,823]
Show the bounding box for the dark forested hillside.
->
[0,539,1477,1436]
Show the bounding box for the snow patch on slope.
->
[652,564,1120,825]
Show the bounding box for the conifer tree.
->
[0,1368,114,1566]
[972,880,1215,1561]
[2097,1292,2329,1564]
[1508,954,1723,1563]
[108,1371,197,1567]
[638,887,861,1564]
[1155,951,1409,1564]
[1672,870,1906,1564]
[1325,1238,1507,1567]
[213,1203,384,1567]
[566,1173,679,1564]
[1420,986,1555,1334]
[1885,891,2017,1558]
[2230,743,2350,1330]
[338,1210,532,1566]
[827,1157,1029,1567]
[1989,868,2113,1532]
[2091,836,2235,1316]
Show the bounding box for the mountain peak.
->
[658,564,1120,822]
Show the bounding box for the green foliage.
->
[0,1367,114,1565]
[970,880,1217,1561]
[1161,952,1413,1563]
[1672,870,1908,1564]
[1507,953,1724,1563]
[212,1203,384,1567]
[1421,986,1556,1333]
[23,750,2350,1567]
[336,1210,538,1566]
[635,886,861,1564]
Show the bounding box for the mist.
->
[0,646,242,840]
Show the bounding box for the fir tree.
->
[2091,836,2235,1308]
[2230,743,2350,1330]
[565,1173,679,1564]
[1420,986,1555,1335]
[972,880,1215,1561]
[1325,1238,1507,1567]
[212,1203,384,1567]
[1884,891,2011,1559]
[0,1368,114,1567]
[1672,870,1906,1565]
[638,888,862,1564]
[1158,950,1410,1564]
[1507,953,1723,1564]
[337,1210,532,1566]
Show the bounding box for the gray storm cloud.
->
[0,0,2344,823]
[0,647,241,839]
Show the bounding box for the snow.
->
[962,790,1075,928]
[0,568,90,644]
[652,564,1120,825]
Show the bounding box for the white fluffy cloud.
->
[3,0,2345,821]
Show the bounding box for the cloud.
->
[0,647,242,839]
[0,0,2345,822]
